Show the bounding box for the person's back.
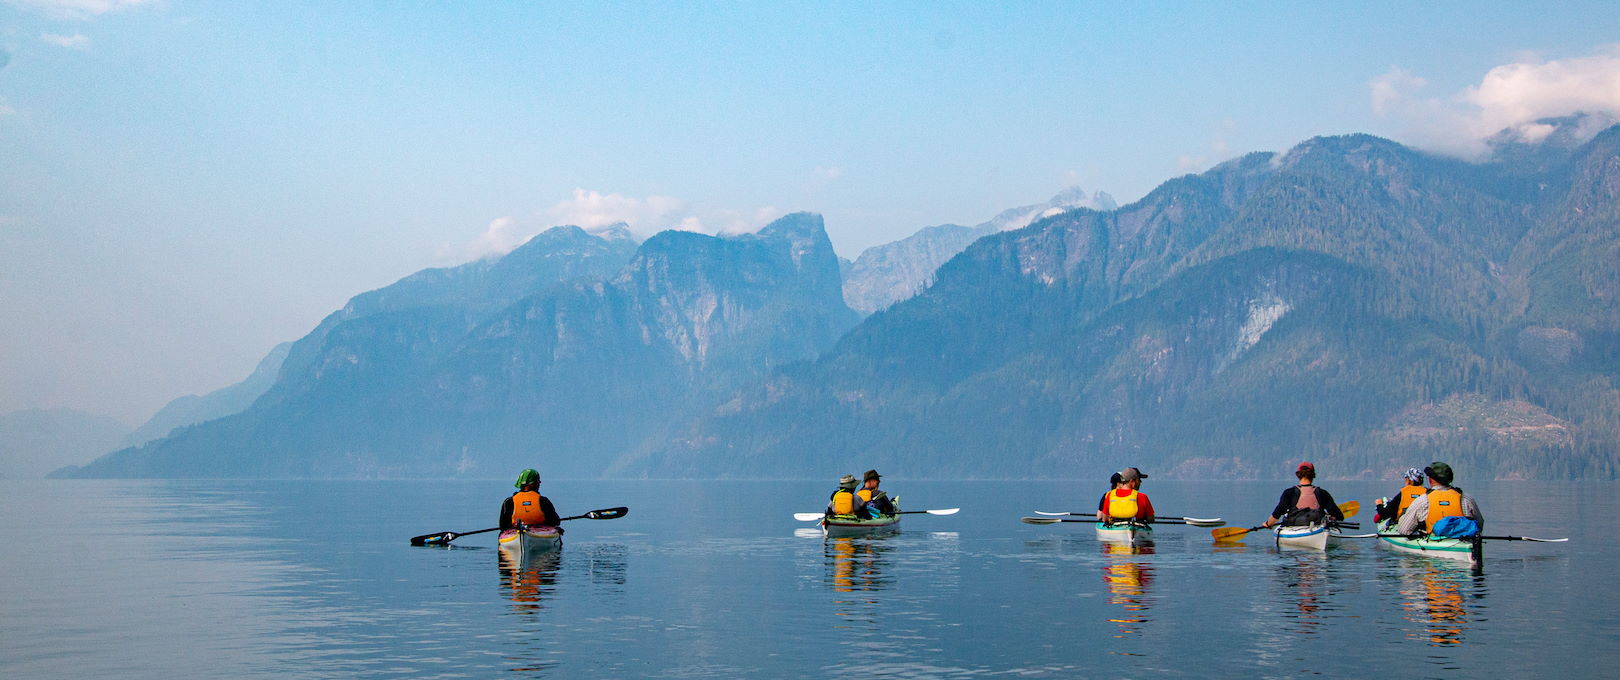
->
[501,468,561,531]
[1377,468,1429,523]
[1096,467,1154,522]
[827,475,868,518]
[857,469,895,516]
[1264,462,1344,527]
[1397,462,1483,535]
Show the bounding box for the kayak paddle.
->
[1340,501,1360,519]
[794,507,958,521]
[1023,516,1224,527]
[1374,533,1569,543]
[1033,511,1223,525]
[409,506,629,546]
[1212,525,1266,541]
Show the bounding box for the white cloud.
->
[41,33,92,49]
[1371,45,1620,156]
[0,101,15,116]
[5,0,155,20]
[545,188,693,232]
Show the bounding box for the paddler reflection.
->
[827,536,891,595]
[1101,541,1155,638]
[1401,565,1479,646]
[498,548,563,613]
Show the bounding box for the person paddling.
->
[1261,462,1344,528]
[501,468,562,533]
[857,469,896,516]
[1096,467,1155,524]
[1396,462,1484,536]
[827,475,869,519]
[1375,468,1428,524]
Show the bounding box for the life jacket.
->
[1397,484,1427,516]
[1294,485,1321,510]
[511,490,549,526]
[857,488,875,502]
[1424,488,1465,532]
[830,489,858,516]
[1107,489,1140,520]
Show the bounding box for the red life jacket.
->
[511,490,549,526]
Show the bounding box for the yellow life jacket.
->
[1424,488,1464,532]
[857,488,875,502]
[1397,484,1427,516]
[1107,489,1140,520]
[831,490,857,515]
[511,490,549,526]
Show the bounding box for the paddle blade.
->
[1211,526,1254,541]
[1034,511,1077,516]
[1021,517,1063,524]
[584,506,629,520]
[1183,519,1226,528]
[1340,501,1360,519]
[409,532,452,546]
[793,512,825,522]
[925,508,961,516]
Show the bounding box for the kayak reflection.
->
[498,548,563,613]
[1400,564,1485,647]
[1276,552,1330,635]
[827,536,893,595]
[1101,542,1156,639]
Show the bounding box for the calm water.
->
[3,479,1617,678]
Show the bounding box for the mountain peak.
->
[758,212,826,240]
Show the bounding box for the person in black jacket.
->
[500,468,562,532]
[1261,462,1344,527]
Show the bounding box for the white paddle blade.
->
[1020,516,1062,524]
[1034,511,1076,516]
[925,508,961,515]
[792,512,824,522]
[1180,516,1223,524]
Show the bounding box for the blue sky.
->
[3,1,1619,422]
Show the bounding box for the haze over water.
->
[3,479,1613,678]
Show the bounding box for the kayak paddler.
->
[827,474,870,519]
[1375,467,1428,524]
[1396,461,1484,535]
[1261,461,1344,528]
[1096,467,1155,523]
[857,469,896,516]
[501,468,562,532]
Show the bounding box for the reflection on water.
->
[1278,553,1330,635]
[1101,542,1155,641]
[1399,564,1486,649]
[826,536,893,628]
[498,549,564,612]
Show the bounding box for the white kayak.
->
[1376,521,1479,563]
[498,525,563,555]
[1274,523,1329,551]
[1095,521,1154,544]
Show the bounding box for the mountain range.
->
[59,120,1620,479]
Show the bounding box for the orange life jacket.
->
[1424,488,1464,532]
[857,488,877,502]
[511,490,549,526]
[831,490,857,515]
[1397,484,1427,516]
[1107,489,1141,519]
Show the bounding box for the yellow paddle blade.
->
[1341,501,1360,519]
[1211,526,1253,541]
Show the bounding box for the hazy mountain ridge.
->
[841,188,1117,314]
[63,214,857,478]
[649,124,1620,480]
[2,408,129,479]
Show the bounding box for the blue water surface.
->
[2,479,1615,678]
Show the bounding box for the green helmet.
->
[514,468,540,488]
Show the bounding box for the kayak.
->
[1274,523,1329,551]
[1095,520,1154,544]
[822,511,901,537]
[498,525,563,554]
[1376,522,1479,563]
